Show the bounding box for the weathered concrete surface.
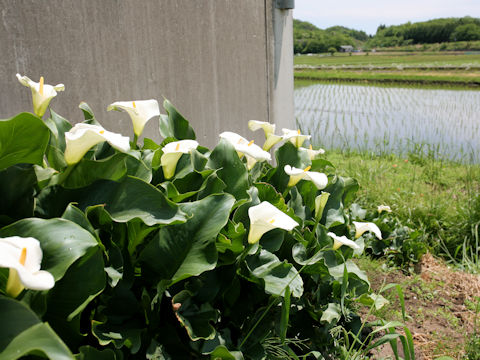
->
[0,0,294,147]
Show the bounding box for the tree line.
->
[294,17,480,53]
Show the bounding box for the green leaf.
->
[36,176,187,226]
[268,142,310,192]
[159,99,196,140]
[0,297,73,360]
[78,102,98,124]
[0,218,98,280]
[210,345,244,360]
[0,164,36,225]
[140,194,235,284]
[58,153,128,188]
[321,175,358,228]
[207,139,249,200]
[320,303,342,324]
[75,346,120,360]
[243,249,303,298]
[0,113,50,169]
[172,290,219,341]
[328,259,370,286]
[280,286,291,342]
[356,293,390,310]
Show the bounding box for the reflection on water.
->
[294,83,480,163]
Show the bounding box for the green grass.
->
[324,149,480,256]
[294,52,480,87]
[295,69,480,86]
[294,52,480,67]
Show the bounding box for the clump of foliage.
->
[0,75,413,359]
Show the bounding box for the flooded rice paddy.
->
[294,83,480,162]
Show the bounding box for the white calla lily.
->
[107,99,160,137]
[284,165,328,189]
[248,201,299,244]
[16,74,64,117]
[353,221,382,240]
[0,236,55,298]
[282,128,311,148]
[303,145,325,160]
[315,192,330,220]
[377,205,392,213]
[64,123,130,165]
[160,140,199,179]
[219,131,271,169]
[248,120,283,151]
[328,232,360,251]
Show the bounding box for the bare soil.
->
[365,254,480,359]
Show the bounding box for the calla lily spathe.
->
[107,99,160,137]
[284,165,328,189]
[303,145,325,160]
[248,201,299,244]
[377,205,392,213]
[248,120,283,151]
[282,128,311,148]
[161,140,199,179]
[0,236,55,298]
[16,74,65,117]
[328,232,360,251]
[219,131,271,169]
[353,221,382,240]
[64,123,130,165]
[315,192,330,220]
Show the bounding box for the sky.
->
[294,0,480,35]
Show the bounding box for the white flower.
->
[219,131,271,169]
[282,128,311,148]
[161,140,199,179]
[107,100,160,137]
[328,232,360,251]
[0,237,55,298]
[377,205,392,213]
[16,74,65,117]
[64,123,130,165]
[303,145,325,160]
[284,165,328,189]
[248,120,283,151]
[248,201,299,244]
[353,221,382,240]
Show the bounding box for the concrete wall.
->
[0,0,294,147]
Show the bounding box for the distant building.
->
[340,45,354,52]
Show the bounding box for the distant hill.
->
[294,17,480,53]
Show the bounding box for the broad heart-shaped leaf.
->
[242,249,303,298]
[320,303,342,324]
[172,290,219,341]
[0,164,37,226]
[75,346,121,360]
[44,110,72,170]
[36,176,187,226]
[207,139,249,200]
[159,99,196,140]
[0,112,50,170]
[56,153,128,189]
[0,218,98,281]
[139,194,235,284]
[328,259,370,286]
[209,345,245,360]
[267,142,310,192]
[321,175,358,229]
[44,249,105,348]
[0,297,74,360]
